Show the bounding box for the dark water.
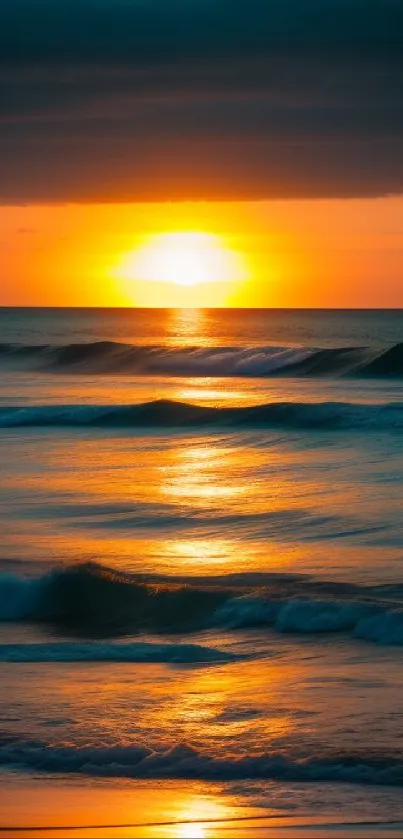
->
[1,306,403,348]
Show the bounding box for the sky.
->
[1,0,403,307]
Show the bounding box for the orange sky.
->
[1,196,403,307]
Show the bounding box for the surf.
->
[1,340,403,377]
[1,736,403,785]
[2,562,403,645]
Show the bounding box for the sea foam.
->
[0,737,403,785]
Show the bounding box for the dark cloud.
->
[0,0,402,202]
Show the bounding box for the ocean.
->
[1,307,403,837]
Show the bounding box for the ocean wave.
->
[1,340,403,377]
[1,398,403,430]
[1,737,403,785]
[0,563,228,631]
[2,563,403,645]
[0,641,235,664]
[215,596,403,645]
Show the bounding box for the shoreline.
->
[1,775,403,838]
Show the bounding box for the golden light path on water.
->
[1,392,382,578]
[1,306,401,580]
[164,307,213,347]
[1,779,401,837]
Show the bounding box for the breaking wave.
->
[2,562,403,645]
[0,641,235,664]
[1,737,403,785]
[1,340,403,377]
[2,398,403,430]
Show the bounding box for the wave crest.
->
[1,340,403,377]
[2,562,403,645]
[2,398,403,430]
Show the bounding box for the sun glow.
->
[113,230,248,305]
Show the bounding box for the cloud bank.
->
[1,0,402,202]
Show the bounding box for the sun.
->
[114,231,246,288]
